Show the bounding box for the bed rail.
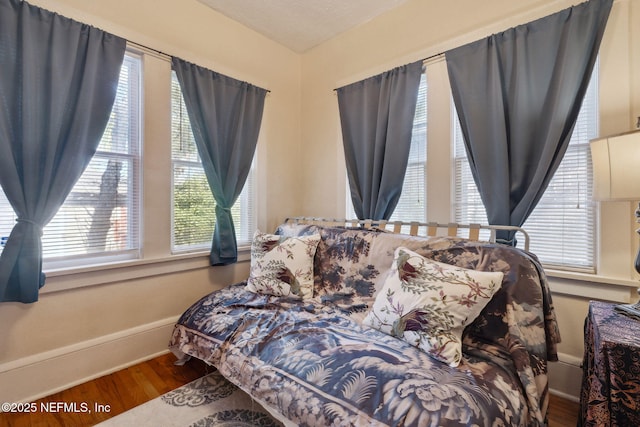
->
[284,217,530,252]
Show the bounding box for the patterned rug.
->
[96,371,284,426]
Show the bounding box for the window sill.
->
[38,249,637,301]
[545,268,639,303]
[40,246,251,295]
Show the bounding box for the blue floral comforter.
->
[169,226,560,426]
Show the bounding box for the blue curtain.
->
[0,0,126,303]
[337,61,423,220]
[172,58,267,266]
[446,0,612,244]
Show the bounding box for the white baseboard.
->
[548,352,583,402]
[0,316,179,404]
[1,326,586,406]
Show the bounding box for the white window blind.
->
[0,52,142,265]
[170,72,256,253]
[347,73,427,221]
[0,190,13,252]
[453,67,598,271]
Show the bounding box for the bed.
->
[169,217,560,426]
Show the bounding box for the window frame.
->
[346,73,428,222]
[452,66,599,272]
[388,73,428,223]
[39,50,143,270]
[169,71,257,254]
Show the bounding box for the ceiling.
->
[197,0,411,53]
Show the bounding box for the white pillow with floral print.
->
[246,230,321,299]
[363,246,503,366]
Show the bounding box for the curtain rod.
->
[127,40,271,93]
[332,52,444,92]
[127,40,171,60]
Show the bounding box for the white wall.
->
[299,0,640,400]
[0,0,302,403]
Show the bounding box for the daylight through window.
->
[170,72,256,253]
[0,52,142,266]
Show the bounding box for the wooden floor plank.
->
[127,363,165,399]
[2,352,579,426]
[110,367,152,409]
[548,393,580,427]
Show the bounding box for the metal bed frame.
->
[284,216,530,252]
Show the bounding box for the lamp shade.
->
[590,130,640,201]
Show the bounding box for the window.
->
[346,73,427,221]
[389,73,428,223]
[453,67,599,271]
[170,72,256,252]
[0,52,142,266]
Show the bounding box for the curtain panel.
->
[172,58,267,266]
[445,0,612,244]
[337,61,423,221]
[0,0,126,303]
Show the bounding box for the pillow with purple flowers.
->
[246,230,321,299]
[363,246,503,366]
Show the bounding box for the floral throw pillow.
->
[246,231,321,299]
[363,246,504,366]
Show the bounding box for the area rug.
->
[96,371,284,426]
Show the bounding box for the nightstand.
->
[579,300,640,426]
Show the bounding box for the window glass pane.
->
[43,156,136,257]
[521,68,597,270]
[171,76,200,163]
[171,72,255,252]
[173,165,216,248]
[453,117,488,227]
[453,66,598,271]
[43,53,141,263]
[0,189,14,253]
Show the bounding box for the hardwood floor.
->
[3,352,580,426]
[548,393,580,427]
[2,353,210,427]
